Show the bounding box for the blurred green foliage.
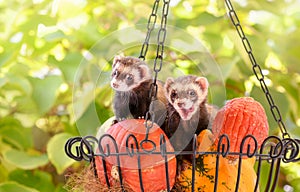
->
[0,0,299,191]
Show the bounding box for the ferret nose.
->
[177,102,185,108]
[112,83,119,88]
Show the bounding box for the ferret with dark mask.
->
[163,75,210,170]
[111,55,167,125]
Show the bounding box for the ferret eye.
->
[112,70,118,76]
[126,74,133,81]
[188,90,196,96]
[171,90,177,98]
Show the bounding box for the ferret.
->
[163,75,210,166]
[111,55,167,125]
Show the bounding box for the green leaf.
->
[74,19,103,47]
[76,101,101,136]
[251,86,289,135]
[54,184,68,192]
[0,44,20,68]
[0,117,32,150]
[63,121,80,136]
[18,13,57,35]
[217,56,240,80]
[29,75,63,115]
[14,96,38,113]
[254,161,272,191]
[7,75,32,95]
[49,52,82,83]
[71,82,96,122]
[32,126,51,151]
[277,76,300,117]
[225,78,246,98]
[3,149,48,170]
[0,77,7,88]
[0,182,39,192]
[43,30,66,42]
[208,83,227,107]
[47,133,75,174]
[8,63,30,76]
[0,164,8,183]
[9,169,55,192]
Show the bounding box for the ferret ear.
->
[164,77,174,94]
[138,64,151,80]
[195,77,209,93]
[112,55,122,68]
[132,57,143,64]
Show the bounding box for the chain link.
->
[144,0,170,137]
[225,0,290,138]
[153,0,169,74]
[139,0,160,60]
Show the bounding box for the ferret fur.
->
[163,75,210,157]
[111,55,167,125]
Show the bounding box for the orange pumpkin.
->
[212,97,269,156]
[177,155,257,192]
[176,129,258,192]
[95,119,177,192]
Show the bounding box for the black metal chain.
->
[143,0,170,140]
[139,0,160,60]
[224,0,290,139]
[151,0,169,90]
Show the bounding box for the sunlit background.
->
[0,0,300,191]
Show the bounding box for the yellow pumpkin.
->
[176,130,258,192]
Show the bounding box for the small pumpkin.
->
[95,119,177,192]
[212,97,269,155]
[176,129,258,192]
[176,155,257,192]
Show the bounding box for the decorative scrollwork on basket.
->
[65,134,300,164]
[64,133,300,191]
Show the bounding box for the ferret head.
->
[110,55,152,92]
[164,75,209,121]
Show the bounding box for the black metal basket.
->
[65,129,299,192]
